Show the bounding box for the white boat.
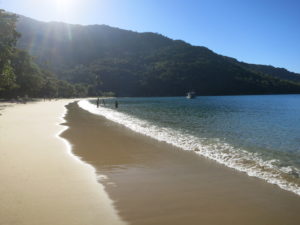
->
[186,91,196,99]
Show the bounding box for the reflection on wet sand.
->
[62,102,300,225]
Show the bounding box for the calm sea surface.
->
[80,95,300,195]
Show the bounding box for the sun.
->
[55,0,72,10]
[52,0,81,21]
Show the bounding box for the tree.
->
[57,80,75,98]
[0,10,19,92]
[11,50,44,97]
[40,78,58,98]
[74,83,88,97]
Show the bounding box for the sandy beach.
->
[1,99,300,225]
[1,1,300,224]
[61,101,300,225]
[0,100,124,225]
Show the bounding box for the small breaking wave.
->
[78,99,300,196]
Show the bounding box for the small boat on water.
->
[186,91,196,99]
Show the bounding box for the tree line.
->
[0,10,89,99]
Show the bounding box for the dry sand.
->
[0,100,125,225]
[62,102,300,225]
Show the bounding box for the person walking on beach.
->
[115,100,118,108]
[97,97,100,108]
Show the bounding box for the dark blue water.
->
[81,95,300,195]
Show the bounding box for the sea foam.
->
[78,99,300,196]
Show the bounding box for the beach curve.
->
[0,99,125,225]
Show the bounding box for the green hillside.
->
[0,10,87,99]
[13,14,300,97]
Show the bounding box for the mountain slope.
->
[16,16,175,71]
[223,56,300,82]
[16,15,300,96]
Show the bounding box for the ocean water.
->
[78,95,300,196]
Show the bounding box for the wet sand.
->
[0,100,124,225]
[62,102,300,225]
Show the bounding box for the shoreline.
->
[0,100,124,225]
[78,99,300,196]
[62,102,300,225]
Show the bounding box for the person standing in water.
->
[115,100,118,108]
[97,97,100,108]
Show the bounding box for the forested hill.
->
[223,56,300,82]
[16,16,175,72]
[16,15,300,96]
[0,10,88,99]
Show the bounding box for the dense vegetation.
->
[2,10,300,98]
[0,10,88,99]
[16,15,300,97]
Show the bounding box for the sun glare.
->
[55,0,72,11]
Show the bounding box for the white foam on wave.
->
[78,99,300,196]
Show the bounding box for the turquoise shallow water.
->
[81,95,300,195]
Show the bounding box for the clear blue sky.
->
[1,0,300,73]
